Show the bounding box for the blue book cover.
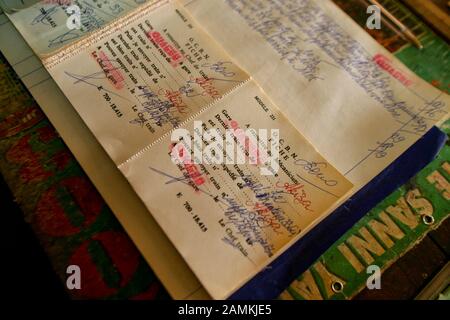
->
[231,126,447,299]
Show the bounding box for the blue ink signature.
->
[201,61,236,77]
[131,86,181,128]
[239,174,286,204]
[294,159,338,187]
[148,166,276,258]
[31,6,58,26]
[64,69,132,102]
[49,29,80,48]
[47,5,104,47]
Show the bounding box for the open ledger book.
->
[2,0,449,299]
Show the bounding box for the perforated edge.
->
[117,77,252,168]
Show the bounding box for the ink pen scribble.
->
[64,71,133,102]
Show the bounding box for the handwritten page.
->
[119,79,352,298]
[4,0,449,299]
[45,0,249,165]
[42,0,352,298]
[180,0,450,188]
[0,11,208,299]
[5,0,152,55]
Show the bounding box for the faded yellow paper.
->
[45,0,249,165]
[3,0,449,300]
[4,0,157,55]
[179,0,450,187]
[42,1,352,298]
[0,11,206,299]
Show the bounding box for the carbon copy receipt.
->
[12,0,448,299]
[41,0,353,299]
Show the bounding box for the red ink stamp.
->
[373,53,413,87]
[276,182,313,212]
[194,77,221,99]
[147,31,184,67]
[92,50,125,90]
